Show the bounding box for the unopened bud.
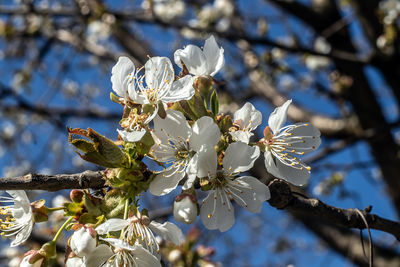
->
[70,190,84,203]
[173,193,198,224]
[69,227,97,257]
[20,250,45,267]
[194,76,213,96]
[31,200,48,223]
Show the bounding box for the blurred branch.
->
[268,179,400,241]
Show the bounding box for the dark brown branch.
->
[0,171,105,191]
[2,171,400,242]
[268,179,400,241]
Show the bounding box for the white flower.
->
[96,214,183,259]
[230,102,262,144]
[67,245,113,267]
[173,193,198,224]
[174,35,225,77]
[149,110,221,196]
[198,142,270,232]
[100,238,161,267]
[69,227,96,257]
[261,100,321,186]
[111,56,195,122]
[0,190,34,247]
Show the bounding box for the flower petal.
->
[149,166,186,196]
[149,221,184,245]
[144,57,174,96]
[153,109,191,143]
[233,102,262,131]
[95,218,129,234]
[200,190,235,232]
[223,142,260,174]
[161,75,194,103]
[85,244,114,267]
[10,221,33,247]
[183,154,198,190]
[70,227,96,257]
[264,150,310,186]
[230,130,252,144]
[111,56,135,98]
[189,116,220,152]
[196,146,218,178]
[130,245,162,267]
[117,129,147,143]
[203,35,225,76]
[268,99,292,134]
[283,123,321,153]
[174,45,208,76]
[229,176,270,213]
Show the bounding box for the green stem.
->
[52,216,74,242]
[120,198,130,239]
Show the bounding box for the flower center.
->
[0,206,16,235]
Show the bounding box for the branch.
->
[0,171,105,191]
[2,170,400,242]
[267,179,400,241]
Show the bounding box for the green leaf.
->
[210,89,219,116]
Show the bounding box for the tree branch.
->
[2,171,400,242]
[267,179,400,241]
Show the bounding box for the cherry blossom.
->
[149,110,221,195]
[230,102,262,144]
[174,35,225,77]
[197,142,270,232]
[261,100,321,186]
[0,191,34,247]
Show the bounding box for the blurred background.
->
[1,0,400,266]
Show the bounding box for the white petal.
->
[268,99,292,134]
[183,154,198,190]
[111,56,135,98]
[283,123,321,153]
[66,257,84,267]
[144,57,174,96]
[173,196,198,224]
[95,218,129,234]
[200,190,235,232]
[117,129,147,142]
[130,245,162,267]
[189,116,220,152]
[150,141,176,162]
[230,130,252,144]
[203,35,225,76]
[70,227,96,257]
[161,75,195,103]
[230,176,270,213]
[153,109,191,142]
[233,102,262,131]
[223,142,260,174]
[85,244,114,267]
[10,221,33,247]
[6,190,30,209]
[149,221,184,245]
[149,166,186,196]
[264,150,310,186]
[196,146,218,178]
[174,45,208,76]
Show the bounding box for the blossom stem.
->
[52,216,74,243]
[47,207,64,212]
[120,198,129,238]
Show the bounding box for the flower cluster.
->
[1,36,321,267]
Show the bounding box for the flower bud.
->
[20,251,44,267]
[167,249,182,263]
[31,199,49,223]
[194,75,213,97]
[70,189,84,203]
[173,193,198,224]
[69,227,97,257]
